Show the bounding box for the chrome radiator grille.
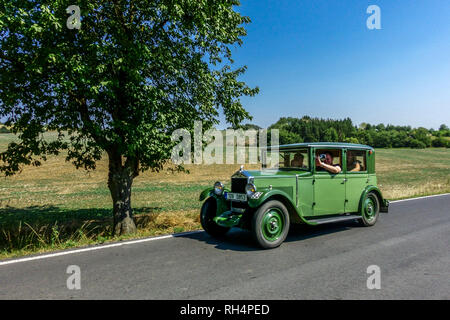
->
[231,177,247,193]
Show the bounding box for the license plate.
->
[226,192,247,202]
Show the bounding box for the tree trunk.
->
[107,151,137,236]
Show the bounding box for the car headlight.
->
[214,181,224,196]
[245,183,257,197]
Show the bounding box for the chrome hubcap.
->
[270,220,278,231]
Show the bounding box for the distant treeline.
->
[3,118,450,148]
[234,117,450,148]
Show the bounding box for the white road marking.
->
[0,193,449,266]
[0,230,203,266]
[389,193,450,203]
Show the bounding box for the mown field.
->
[0,132,449,259]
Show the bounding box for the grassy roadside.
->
[1,133,449,259]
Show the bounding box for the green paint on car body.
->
[199,142,388,243]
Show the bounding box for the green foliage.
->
[269,116,355,143]
[411,127,431,147]
[323,127,339,142]
[0,0,258,175]
[278,128,303,145]
[344,137,359,144]
[432,137,449,148]
[229,123,262,131]
[268,116,447,149]
[408,138,426,149]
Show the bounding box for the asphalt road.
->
[1,194,449,299]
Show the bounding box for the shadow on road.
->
[177,228,258,251]
[178,220,360,251]
[285,222,359,243]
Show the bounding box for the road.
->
[0,194,449,299]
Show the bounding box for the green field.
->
[1,132,449,259]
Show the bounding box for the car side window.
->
[347,150,366,172]
[315,149,342,172]
[275,149,309,170]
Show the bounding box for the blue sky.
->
[222,0,450,129]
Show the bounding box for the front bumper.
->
[213,211,242,228]
[199,187,254,228]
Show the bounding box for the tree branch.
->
[69,89,109,149]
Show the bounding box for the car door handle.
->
[341,178,347,184]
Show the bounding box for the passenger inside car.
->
[347,151,363,172]
[290,152,304,167]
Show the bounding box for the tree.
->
[0,0,258,235]
[278,128,302,145]
[229,123,261,131]
[372,131,391,148]
[408,138,426,149]
[391,131,407,148]
[412,127,431,147]
[432,137,449,148]
[323,127,338,142]
[344,137,359,144]
[358,122,368,130]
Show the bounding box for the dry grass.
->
[376,148,450,199]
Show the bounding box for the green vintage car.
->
[199,142,389,249]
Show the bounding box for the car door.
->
[313,148,346,216]
[344,149,369,213]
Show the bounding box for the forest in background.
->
[235,116,450,148]
[2,117,450,149]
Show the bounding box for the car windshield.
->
[262,149,309,170]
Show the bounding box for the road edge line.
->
[389,193,450,203]
[0,230,204,266]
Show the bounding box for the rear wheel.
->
[252,200,290,249]
[200,198,230,237]
[360,192,380,226]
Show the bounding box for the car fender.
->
[249,189,313,225]
[199,188,230,217]
[359,185,389,213]
[199,188,214,201]
[248,189,293,208]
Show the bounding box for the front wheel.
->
[200,198,230,237]
[252,200,290,249]
[360,192,380,227]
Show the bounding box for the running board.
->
[305,215,362,225]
